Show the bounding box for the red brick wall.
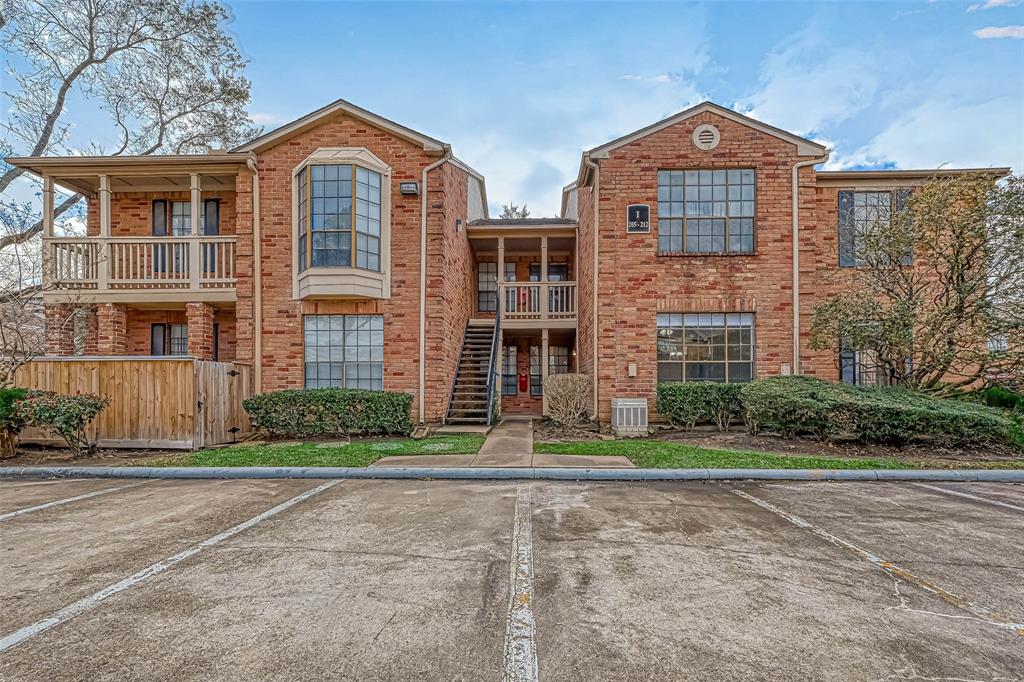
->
[576,184,596,413]
[249,111,470,421]
[86,191,237,236]
[122,308,236,361]
[585,110,818,421]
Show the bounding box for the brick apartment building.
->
[9,99,1008,427]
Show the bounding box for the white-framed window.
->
[657,313,755,383]
[296,164,382,272]
[304,314,384,390]
[657,169,755,254]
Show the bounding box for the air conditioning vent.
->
[691,124,721,151]
[612,398,648,435]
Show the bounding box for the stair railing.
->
[485,315,501,426]
[443,325,470,425]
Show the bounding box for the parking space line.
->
[1,479,86,487]
[0,482,150,522]
[0,479,341,653]
[912,483,1024,513]
[502,484,539,682]
[732,489,1024,636]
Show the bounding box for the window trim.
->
[150,323,188,356]
[838,188,913,268]
[656,168,757,256]
[291,148,392,300]
[302,314,385,390]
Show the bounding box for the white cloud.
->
[973,25,1024,38]
[248,111,289,126]
[829,96,1023,173]
[737,30,880,136]
[618,74,643,81]
[968,0,1020,11]
[618,73,681,84]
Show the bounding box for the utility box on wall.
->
[612,398,648,435]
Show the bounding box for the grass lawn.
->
[536,439,936,470]
[155,435,485,468]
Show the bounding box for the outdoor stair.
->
[445,322,497,425]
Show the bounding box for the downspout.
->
[246,153,262,391]
[419,145,453,424]
[584,155,600,420]
[790,151,830,375]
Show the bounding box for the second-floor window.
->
[296,164,382,272]
[152,199,220,236]
[838,189,912,267]
[657,169,755,255]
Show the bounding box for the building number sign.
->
[626,204,651,233]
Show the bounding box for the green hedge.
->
[16,390,109,456]
[740,376,1024,448]
[980,386,1024,414]
[243,388,413,439]
[0,387,28,433]
[656,382,742,430]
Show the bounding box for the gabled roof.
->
[232,98,448,154]
[586,101,827,160]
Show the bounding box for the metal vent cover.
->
[612,398,649,435]
[692,124,721,151]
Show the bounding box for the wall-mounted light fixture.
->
[399,181,420,196]
[455,218,463,232]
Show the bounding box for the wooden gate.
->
[14,357,253,450]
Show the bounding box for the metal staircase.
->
[445,321,499,425]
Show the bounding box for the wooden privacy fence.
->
[14,357,253,450]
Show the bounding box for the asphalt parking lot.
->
[0,477,1021,681]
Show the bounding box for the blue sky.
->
[5,0,1024,217]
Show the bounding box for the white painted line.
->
[912,483,1024,513]
[732,489,1024,636]
[0,482,150,522]
[0,479,341,653]
[502,484,539,682]
[1,479,86,487]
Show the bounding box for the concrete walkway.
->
[376,417,635,469]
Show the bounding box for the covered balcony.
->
[12,153,247,304]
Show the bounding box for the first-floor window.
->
[529,345,569,396]
[502,346,518,396]
[839,345,887,387]
[657,313,754,383]
[151,323,188,356]
[304,314,384,390]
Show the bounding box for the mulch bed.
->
[0,445,185,467]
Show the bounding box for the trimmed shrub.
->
[657,382,743,431]
[0,387,28,459]
[16,390,109,456]
[545,374,591,427]
[740,376,1023,448]
[980,386,1024,414]
[243,388,413,439]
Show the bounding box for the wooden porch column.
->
[41,176,55,285]
[540,235,548,319]
[190,173,202,290]
[497,236,505,319]
[97,174,111,290]
[541,327,549,415]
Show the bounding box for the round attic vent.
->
[692,124,720,151]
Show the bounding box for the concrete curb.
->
[2,466,1023,482]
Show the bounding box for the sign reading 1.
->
[626,204,651,233]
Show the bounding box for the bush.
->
[16,390,109,456]
[980,386,1024,414]
[740,376,1023,448]
[0,387,28,459]
[657,382,742,431]
[243,388,413,439]
[545,374,590,427]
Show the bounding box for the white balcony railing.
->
[46,236,237,292]
[499,281,577,321]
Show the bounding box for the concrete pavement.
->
[1,478,1022,680]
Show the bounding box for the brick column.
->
[186,302,215,360]
[82,306,99,355]
[96,303,127,355]
[43,303,75,356]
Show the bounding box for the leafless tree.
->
[810,172,1024,392]
[0,0,261,249]
[500,203,531,220]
